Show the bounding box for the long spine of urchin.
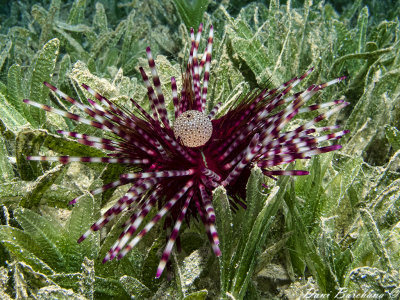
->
[104,186,163,262]
[213,70,347,186]
[77,178,158,242]
[183,23,213,113]
[116,180,194,262]
[194,195,221,256]
[23,90,156,157]
[215,71,310,161]
[156,188,195,278]
[191,23,203,108]
[200,25,213,111]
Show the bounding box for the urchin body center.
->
[173,110,213,148]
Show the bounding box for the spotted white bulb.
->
[173,110,213,147]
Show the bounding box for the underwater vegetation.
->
[0,0,400,299]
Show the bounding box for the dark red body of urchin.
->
[23,24,348,278]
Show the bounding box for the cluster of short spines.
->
[23,23,348,278]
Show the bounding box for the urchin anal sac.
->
[173,110,213,147]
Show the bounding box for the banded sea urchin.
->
[23,24,348,278]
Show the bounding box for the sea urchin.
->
[23,24,348,278]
